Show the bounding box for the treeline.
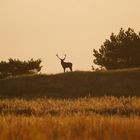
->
[0,58,42,78]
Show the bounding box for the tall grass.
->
[0,115,140,140]
[0,96,140,116]
[0,97,140,140]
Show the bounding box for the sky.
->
[0,0,140,73]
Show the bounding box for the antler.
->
[56,54,61,60]
[56,54,67,60]
[63,54,66,60]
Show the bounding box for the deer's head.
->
[56,54,66,63]
[56,54,73,72]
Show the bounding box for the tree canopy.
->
[93,28,140,70]
[0,58,42,78]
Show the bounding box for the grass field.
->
[0,69,140,98]
[0,69,140,140]
[0,97,140,140]
[0,96,140,140]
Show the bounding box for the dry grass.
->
[0,96,140,140]
[0,115,140,140]
[0,96,140,116]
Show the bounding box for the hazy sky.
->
[0,0,140,73]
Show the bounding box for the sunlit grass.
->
[0,96,140,116]
[0,96,140,140]
[0,115,140,140]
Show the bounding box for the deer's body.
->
[56,54,73,72]
[61,60,72,72]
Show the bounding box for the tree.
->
[0,58,42,78]
[93,28,140,70]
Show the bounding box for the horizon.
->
[0,0,140,74]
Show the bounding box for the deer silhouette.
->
[56,54,73,72]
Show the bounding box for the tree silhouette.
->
[0,58,42,78]
[93,28,140,69]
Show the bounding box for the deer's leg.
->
[63,68,66,73]
[70,66,72,71]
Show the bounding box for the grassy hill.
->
[0,69,140,140]
[0,69,140,98]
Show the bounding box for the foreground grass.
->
[0,96,140,140]
[0,115,140,140]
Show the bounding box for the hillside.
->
[0,69,140,98]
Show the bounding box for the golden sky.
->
[0,0,140,73]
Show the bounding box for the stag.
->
[56,54,73,72]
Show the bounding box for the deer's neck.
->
[61,61,64,64]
